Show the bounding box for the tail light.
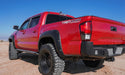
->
[80,21,92,41]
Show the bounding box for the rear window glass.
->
[46,14,73,24]
[29,16,40,28]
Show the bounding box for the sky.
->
[0,0,125,40]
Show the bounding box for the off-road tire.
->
[38,43,65,75]
[9,42,18,60]
[83,59,104,68]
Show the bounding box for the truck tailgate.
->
[91,16,125,45]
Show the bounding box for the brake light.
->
[80,21,92,40]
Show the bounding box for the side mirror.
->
[13,25,19,30]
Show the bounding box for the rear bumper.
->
[81,41,125,58]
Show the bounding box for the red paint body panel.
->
[42,20,82,55]
[12,12,125,56]
[91,16,125,45]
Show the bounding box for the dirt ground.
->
[0,42,125,75]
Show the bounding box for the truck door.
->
[16,19,30,49]
[23,16,40,51]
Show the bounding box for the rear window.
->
[29,16,40,28]
[46,14,73,24]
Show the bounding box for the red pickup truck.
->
[9,12,125,75]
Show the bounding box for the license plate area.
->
[115,47,123,54]
[107,47,123,56]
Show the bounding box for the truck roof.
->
[26,11,74,20]
[42,12,75,18]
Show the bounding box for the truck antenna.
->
[59,11,62,14]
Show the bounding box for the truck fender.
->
[38,30,65,58]
[8,35,14,42]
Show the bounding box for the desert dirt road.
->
[0,42,125,75]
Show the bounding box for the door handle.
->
[33,30,36,33]
[22,32,25,34]
[111,26,117,31]
[22,31,25,34]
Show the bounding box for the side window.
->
[46,14,73,24]
[29,16,40,28]
[20,20,29,30]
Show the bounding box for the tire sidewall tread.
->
[9,42,18,60]
[38,43,65,75]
